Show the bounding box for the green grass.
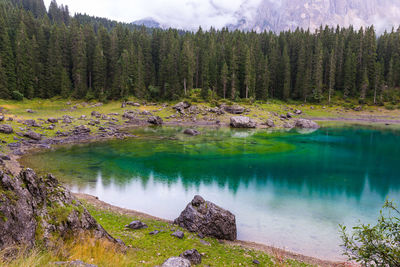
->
[0,201,313,267]
[83,202,311,266]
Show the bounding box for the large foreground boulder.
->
[295,119,320,129]
[174,195,237,241]
[230,116,257,128]
[0,169,120,251]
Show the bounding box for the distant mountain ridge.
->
[229,0,400,33]
[133,0,400,33]
[132,17,162,29]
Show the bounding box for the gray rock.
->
[149,230,160,235]
[295,119,320,129]
[24,119,40,127]
[91,111,101,118]
[161,257,191,267]
[171,230,184,239]
[223,105,245,114]
[63,117,72,124]
[174,195,237,241]
[230,116,257,128]
[47,118,58,123]
[0,115,4,121]
[122,111,136,120]
[26,109,35,113]
[24,131,41,140]
[183,129,200,136]
[140,110,152,116]
[253,259,260,265]
[173,102,191,110]
[283,122,294,129]
[0,125,13,134]
[294,109,302,115]
[121,102,127,108]
[73,125,91,135]
[287,112,294,118]
[126,102,141,107]
[148,116,163,125]
[180,249,202,265]
[125,220,148,230]
[265,119,275,128]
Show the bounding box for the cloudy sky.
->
[43,0,262,29]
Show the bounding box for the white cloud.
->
[43,0,260,30]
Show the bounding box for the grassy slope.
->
[0,201,312,267]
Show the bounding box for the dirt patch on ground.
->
[74,193,349,267]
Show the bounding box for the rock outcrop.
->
[230,116,257,128]
[0,169,120,251]
[174,195,237,241]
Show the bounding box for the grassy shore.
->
[0,199,315,267]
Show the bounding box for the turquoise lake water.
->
[23,126,400,260]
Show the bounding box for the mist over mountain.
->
[230,0,400,33]
[132,0,400,33]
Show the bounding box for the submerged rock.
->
[230,116,257,128]
[183,129,200,136]
[180,249,202,265]
[161,257,191,267]
[174,195,237,241]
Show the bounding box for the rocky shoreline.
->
[0,103,353,266]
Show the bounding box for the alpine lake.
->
[20,125,400,260]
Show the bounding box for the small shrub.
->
[385,104,395,110]
[11,91,24,101]
[340,200,400,266]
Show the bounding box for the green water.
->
[23,126,400,260]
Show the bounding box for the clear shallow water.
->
[22,126,400,260]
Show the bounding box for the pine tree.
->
[70,22,87,98]
[282,44,291,100]
[312,38,323,102]
[0,16,16,98]
[15,21,34,99]
[328,48,336,104]
[92,42,106,98]
[221,61,228,99]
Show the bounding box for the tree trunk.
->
[184,77,187,96]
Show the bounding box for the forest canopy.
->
[1,0,400,104]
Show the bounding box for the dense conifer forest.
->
[1,0,400,105]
